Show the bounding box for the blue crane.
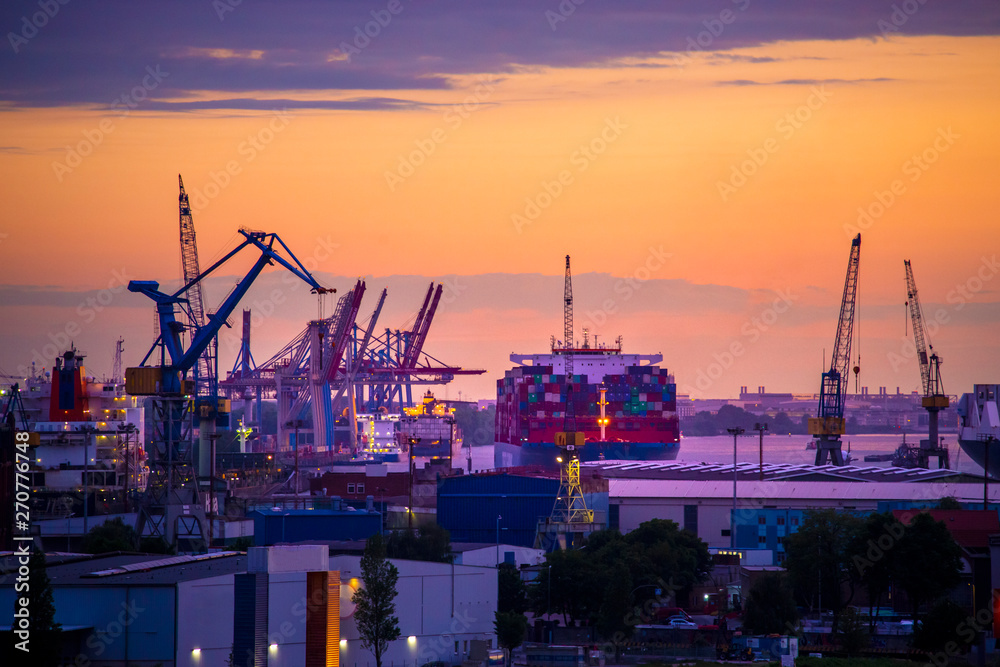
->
[127,227,332,551]
[810,233,861,466]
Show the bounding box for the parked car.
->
[663,617,698,630]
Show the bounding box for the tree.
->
[784,509,862,626]
[385,523,453,563]
[835,607,869,656]
[742,573,797,635]
[595,561,633,658]
[353,534,401,667]
[494,611,528,667]
[82,517,138,553]
[894,512,963,620]
[21,552,63,667]
[847,512,899,631]
[498,563,528,614]
[936,496,962,510]
[914,599,975,655]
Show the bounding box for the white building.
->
[333,554,497,667]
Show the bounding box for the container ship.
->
[494,338,680,468]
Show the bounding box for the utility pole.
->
[727,427,745,549]
[754,423,768,481]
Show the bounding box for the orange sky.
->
[1,35,998,400]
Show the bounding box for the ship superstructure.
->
[10,347,147,517]
[957,384,1000,478]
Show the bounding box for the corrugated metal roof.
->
[609,478,1000,502]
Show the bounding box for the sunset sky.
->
[1,1,998,401]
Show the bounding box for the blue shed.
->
[437,474,560,547]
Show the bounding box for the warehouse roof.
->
[0,551,247,586]
[609,478,1000,503]
[584,459,980,484]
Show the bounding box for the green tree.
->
[82,517,138,553]
[498,563,528,614]
[385,523,453,563]
[595,561,633,658]
[742,573,798,635]
[494,611,528,667]
[835,607,869,656]
[20,552,63,666]
[914,599,975,655]
[353,534,401,667]
[936,496,962,510]
[847,512,900,631]
[894,512,963,620]
[784,509,862,626]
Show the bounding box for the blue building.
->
[249,507,381,545]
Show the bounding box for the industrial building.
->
[0,545,498,667]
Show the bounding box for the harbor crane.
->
[903,259,950,468]
[178,175,216,397]
[810,234,861,466]
[127,228,330,552]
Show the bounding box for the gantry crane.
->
[810,234,861,466]
[127,228,330,552]
[903,260,950,468]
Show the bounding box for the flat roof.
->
[0,552,247,586]
[583,459,981,484]
[609,478,1000,502]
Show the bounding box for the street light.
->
[727,427,745,549]
[496,515,502,566]
[754,422,768,481]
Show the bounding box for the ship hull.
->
[958,437,1000,479]
[494,439,680,468]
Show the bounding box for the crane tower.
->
[810,234,861,466]
[904,260,950,468]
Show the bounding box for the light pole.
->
[496,515,502,566]
[727,427,745,549]
[754,422,768,481]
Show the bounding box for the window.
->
[347,484,356,494]
[777,516,785,526]
[721,529,731,537]
[357,483,365,494]
[455,641,459,655]
[758,516,766,525]
[758,536,767,544]
[791,517,799,526]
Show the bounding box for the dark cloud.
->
[717,77,897,86]
[0,1,997,108]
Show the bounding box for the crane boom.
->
[564,255,574,379]
[178,175,216,396]
[810,233,861,466]
[903,259,949,467]
[904,260,934,394]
